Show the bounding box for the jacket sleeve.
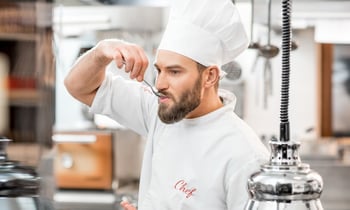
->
[90,73,158,137]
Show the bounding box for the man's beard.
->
[158,77,202,124]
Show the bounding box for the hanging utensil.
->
[259,0,279,109]
[221,60,242,81]
[291,40,298,51]
[263,59,273,109]
[258,0,279,59]
[248,0,260,50]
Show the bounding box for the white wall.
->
[54,36,91,130]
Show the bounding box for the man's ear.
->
[203,66,220,88]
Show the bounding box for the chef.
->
[64,0,269,209]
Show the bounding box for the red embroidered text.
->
[174,180,197,199]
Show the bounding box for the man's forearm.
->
[64,43,112,106]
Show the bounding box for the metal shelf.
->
[8,89,40,106]
[0,32,37,41]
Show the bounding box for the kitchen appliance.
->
[53,131,113,190]
[0,137,40,210]
[244,0,324,209]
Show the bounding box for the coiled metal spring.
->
[280,0,292,141]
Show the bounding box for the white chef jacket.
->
[90,73,269,210]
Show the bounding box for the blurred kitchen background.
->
[0,0,350,209]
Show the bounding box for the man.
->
[65,0,269,209]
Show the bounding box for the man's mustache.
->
[158,90,174,100]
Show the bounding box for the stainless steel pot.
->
[0,137,40,210]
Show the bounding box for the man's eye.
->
[170,70,179,75]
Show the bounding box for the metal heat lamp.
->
[244,0,324,209]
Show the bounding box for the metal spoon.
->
[121,60,161,97]
[143,79,161,97]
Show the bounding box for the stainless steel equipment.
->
[0,137,40,210]
[244,0,324,209]
[245,140,323,209]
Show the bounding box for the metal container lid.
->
[247,140,323,202]
[0,137,40,197]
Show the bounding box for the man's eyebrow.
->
[166,65,185,70]
[154,63,185,70]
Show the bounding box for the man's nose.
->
[155,73,168,91]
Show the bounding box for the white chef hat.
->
[157,0,249,77]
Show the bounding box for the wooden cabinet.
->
[53,131,113,190]
[317,43,350,138]
[0,1,54,148]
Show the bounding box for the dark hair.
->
[196,62,208,73]
[196,62,220,89]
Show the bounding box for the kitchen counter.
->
[54,190,116,210]
[303,160,350,210]
[39,186,139,210]
[53,184,139,210]
[299,138,350,210]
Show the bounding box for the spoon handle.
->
[143,80,161,97]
